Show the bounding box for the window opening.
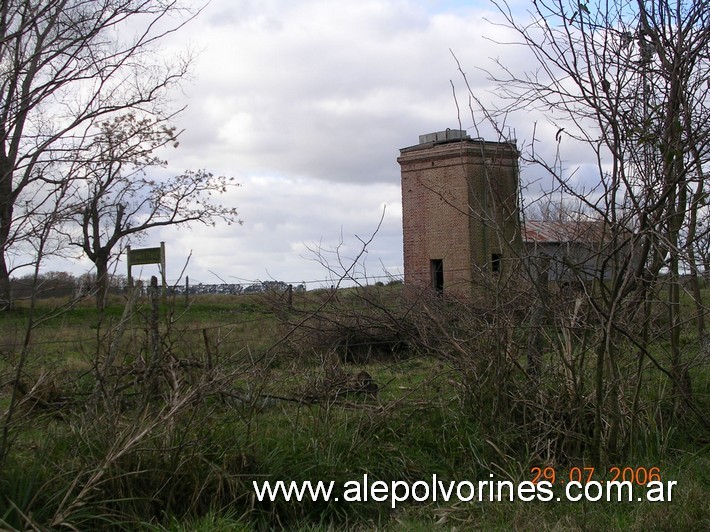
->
[492,253,502,273]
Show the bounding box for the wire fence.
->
[0,278,415,357]
[7,270,406,301]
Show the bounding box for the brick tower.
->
[398,130,520,294]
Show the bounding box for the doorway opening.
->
[431,259,444,293]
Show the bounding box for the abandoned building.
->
[398,130,623,293]
[398,129,521,294]
[522,219,612,283]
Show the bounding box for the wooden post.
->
[527,256,550,379]
[147,275,162,399]
[126,245,132,289]
[287,284,293,309]
[202,328,213,371]
[185,276,189,306]
[160,242,166,305]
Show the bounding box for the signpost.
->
[127,242,166,295]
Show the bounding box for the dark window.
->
[491,253,502,273]
[431,259,444,292]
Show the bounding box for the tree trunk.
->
[0,253,11,306]
[0,156,14,304]
[95,254,110,310]
[686,143,707,343]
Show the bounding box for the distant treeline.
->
[8,272,310,300]
[178,280,307,296]
[10,272,125,300]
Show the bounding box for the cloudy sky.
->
[52,0,587,289]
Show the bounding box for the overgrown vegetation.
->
[0,282,707,530]
[1,0,708,529]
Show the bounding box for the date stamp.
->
[528,466,676,502]
[531,466,663,485]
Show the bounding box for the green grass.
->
[0,289,708,530]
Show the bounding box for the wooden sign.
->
[128,246,163,266]
[127,242,166,293]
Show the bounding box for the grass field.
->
[0,286,708,530]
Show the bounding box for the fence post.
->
[202,328,213,371]
[147,275,162,399]
[527,257,550,379]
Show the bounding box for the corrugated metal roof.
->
[522,220,605,244]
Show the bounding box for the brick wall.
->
[398,137,520,295]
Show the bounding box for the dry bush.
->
[398,281,610,466]
[274,285,417,364]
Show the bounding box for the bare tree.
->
[0,0,198,303]
[464,0,710,463]
[525,196,596,222]
[68,113,240,309]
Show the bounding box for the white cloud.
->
[170,0,518,183]
[39,0,605,287]
[151,176,402,287]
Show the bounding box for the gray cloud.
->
[156,177,402,286]
[41,1,607,287]
[171,0,513,185]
